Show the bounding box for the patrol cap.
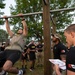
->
[51,33,61,40]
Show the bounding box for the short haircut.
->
[65,24,75,33]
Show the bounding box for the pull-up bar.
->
[0,12,42,19]
[0,7,75,19]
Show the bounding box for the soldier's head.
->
[51,33,61,43]
[64,24,75,47]
[17,28,23,34]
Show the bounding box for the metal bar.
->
[0,7,75,19]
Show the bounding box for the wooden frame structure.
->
[0,0,75,75]
[0,7,75,19]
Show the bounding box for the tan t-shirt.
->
[5,34,26,52]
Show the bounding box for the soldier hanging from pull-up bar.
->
[0,13,28,75]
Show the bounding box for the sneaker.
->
[20,67,26,74]
[6,72,8,75]
[18,70,23,75]
[0,70,8,75]
[3,72,8,75]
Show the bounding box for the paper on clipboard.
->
[49,59,66,70]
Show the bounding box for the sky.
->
[2,0,15,15]
[0,0,15,30]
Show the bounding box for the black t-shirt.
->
[53,42,67,59]
[36,44,43,52]
[66,46,75,72]
[28,43,36,53]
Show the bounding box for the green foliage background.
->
[0,0,75,43]
[9,0,75,42]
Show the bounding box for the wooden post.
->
[52,17,56,34]
[43,0,52,75]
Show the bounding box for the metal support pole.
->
[0,7,75,19]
